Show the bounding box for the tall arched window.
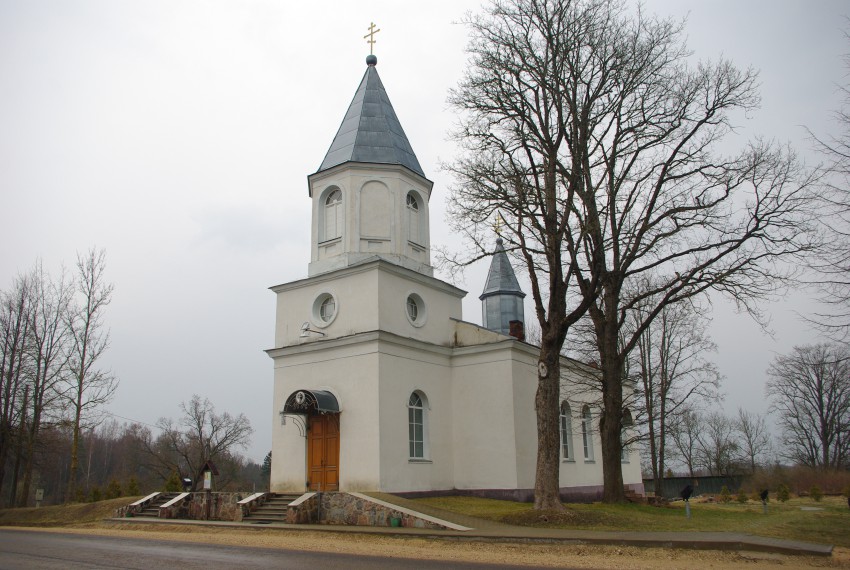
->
[408,391,428,459]
[323,188,343,241]
[406,192,421,244]
[560,401,574,460]
[621,408,633,462]
[581,405,594,461]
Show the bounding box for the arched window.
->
[560,401,573,460]
[621,408,633,462]
[581,405,594,461]
[323,188,343,241]
[408,391,428,459]
[406,192,421,244]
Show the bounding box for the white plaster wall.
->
[272,263,464,350]
[510,354,539,489]
[377,268,463,346]
[453,320,507,346]
[270,368,306,492]
[450,347,520,489]
[377,341,455,492]
[269,340,382,493]
[272,268,381,348]
[621,445,644,487]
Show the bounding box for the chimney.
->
[509,320,525,341]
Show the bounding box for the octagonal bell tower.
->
[307,55,433,278]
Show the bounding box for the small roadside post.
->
[201,461,219,520]
[681,484,694,519]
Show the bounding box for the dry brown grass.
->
[0,497,139,528]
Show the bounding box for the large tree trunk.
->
[600,367,625,503]
[593,285,626,503]
[533,343,564,510]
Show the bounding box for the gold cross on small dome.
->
[364,22,381,54]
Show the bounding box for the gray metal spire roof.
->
[317,56,425,178]
[480,238,526,300]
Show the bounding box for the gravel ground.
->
[11,523,849,569]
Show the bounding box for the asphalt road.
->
[0,529,552,569]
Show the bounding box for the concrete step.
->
[243,493,304,522]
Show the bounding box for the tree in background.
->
[697,412,739,475]
[668,406,702,477]
[631,300,721,496]
[64,249,117,503]
[766,343,850,469]
[261,451,272,491]
[734,407,772,473]
[448,0,816,502]
[807,44,850,342]
[19,262,72,506]
[0,274,32,507]
[137,395,253,491]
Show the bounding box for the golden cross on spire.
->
[364,22,381,54]
[493,211,505,236]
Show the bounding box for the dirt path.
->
[6,523,848,569]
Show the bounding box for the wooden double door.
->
[307,414,339,491]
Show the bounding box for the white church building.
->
[267,55,644,501]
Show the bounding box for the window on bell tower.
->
[406,192,421,245]
[323,188,343,242]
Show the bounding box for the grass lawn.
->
[413,495,850,547]
[0,497,138,528]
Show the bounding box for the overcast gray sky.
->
[1,0,847,463]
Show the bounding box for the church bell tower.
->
[306,55,433,278]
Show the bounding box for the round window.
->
[407,296,419,321]
[405,292,427,327]
[311,292,338,328]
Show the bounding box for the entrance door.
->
[307,414,339,491]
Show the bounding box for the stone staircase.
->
[624,487,645,504]
[243,493,303,524]
[135,492,183,518]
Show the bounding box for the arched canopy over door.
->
[282,389,340,492]
[283,389,340,415]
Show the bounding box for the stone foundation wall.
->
[115,493,251,521]
[318,493,445,529]
[286,494,318,524]
[184,492,243,521]
[115,492,453,528]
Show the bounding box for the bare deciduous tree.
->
[138,395,253,491]
[766,343,850,469]
[734,407,771,473]
[697,412,739,476]
[668,406,701,477]
[447,0,816,502]
[632,300,721,496]
[0,275,32,507]
[19,262,72,506]
[807,46,850,341]
[64,249,117,502]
